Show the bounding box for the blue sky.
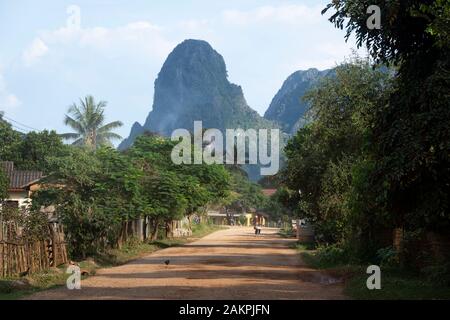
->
[0,0,364,140]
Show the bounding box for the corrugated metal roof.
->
[0,161,43,190]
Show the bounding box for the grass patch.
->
[278,227,295,238]
[191,223,225,238]
[0,223,224,300]
[300,249,450,300]
[290,241,316,251]
[0,267,69,300]
[345,269,450,300]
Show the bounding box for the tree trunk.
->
[151,220,160,241]
[166,221,174,239]
[142,217,148,241]
[124,220,129,243]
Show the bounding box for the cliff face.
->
[119,122,144,150]
[264,68,332,134]
[119,39,274,150]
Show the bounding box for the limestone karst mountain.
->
[119,39,275,150]
[264,68,333,134]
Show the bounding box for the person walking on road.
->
[254,224,262,236]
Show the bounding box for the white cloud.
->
[22,38,49,66]
[223,4,323,26]
[22,21,173,66]
[0,71,21,111]
[299,41,367,69]
[178,19,211,31]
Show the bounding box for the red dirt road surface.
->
[26,227,346,300]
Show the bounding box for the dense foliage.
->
[283,58,392,246]
[1,106,265,259]
[327,0,450,243]
[31,134,232,257]
[279,0,450,268]
[0,115,67,174]
[0,167,8,201]
[226,168,267,212]
[129,134,231,240]
[0,113,22,165]
[16,130,68,172]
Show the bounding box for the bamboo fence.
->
[0,221,68,278]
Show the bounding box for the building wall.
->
[6,190,30,208]
[207,213,258,227]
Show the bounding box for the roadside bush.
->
[293,242,316,251]
[121,236,141,251]
[314,244,351,267]
[278,226,295,238]
[376,247,399,268]
[238,215,247,226]
[0,281,13,294]
[421,263,450,287]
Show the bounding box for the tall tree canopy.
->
[17,130,68,173]
[61,95,123,149]
[283,58,392,243]
[324,0,450,233]
[0,167,8,201]
[32,147,143,257]
[0,112,22,164]
[0,113,67,173]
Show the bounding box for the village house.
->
[206,189,278,227]
[0,161,44,209]
[207,209,268,227]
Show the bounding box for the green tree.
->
[32,147,142,257]
[17,130,68,173]
[415,0,450,49]
[93,147,144,244]
[126,134,232,238]
[0,114,68,172]
[0,167,8,201]
[226,168,266,213]
[263,187,296,224]
[179,163,231,206]
[283,58,391,243]
[324,0,450,237]
[0,112,22,163]
[60,95,123,149]
[32,131,233,256]
[31,148,101,257]
[141,170,187,240]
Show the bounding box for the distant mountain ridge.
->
[264,68,333,134]
[119,39,275,150]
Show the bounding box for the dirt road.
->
[26,227,345,300]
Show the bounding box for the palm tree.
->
[60,95,123,149]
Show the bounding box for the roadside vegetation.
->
[0,95,264,298]
[0,223,224,300]
[274,0,450,299]
[1,99,266,259]
[296,246,450,300]
[278,226,295,238]
[1,0,448,301]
